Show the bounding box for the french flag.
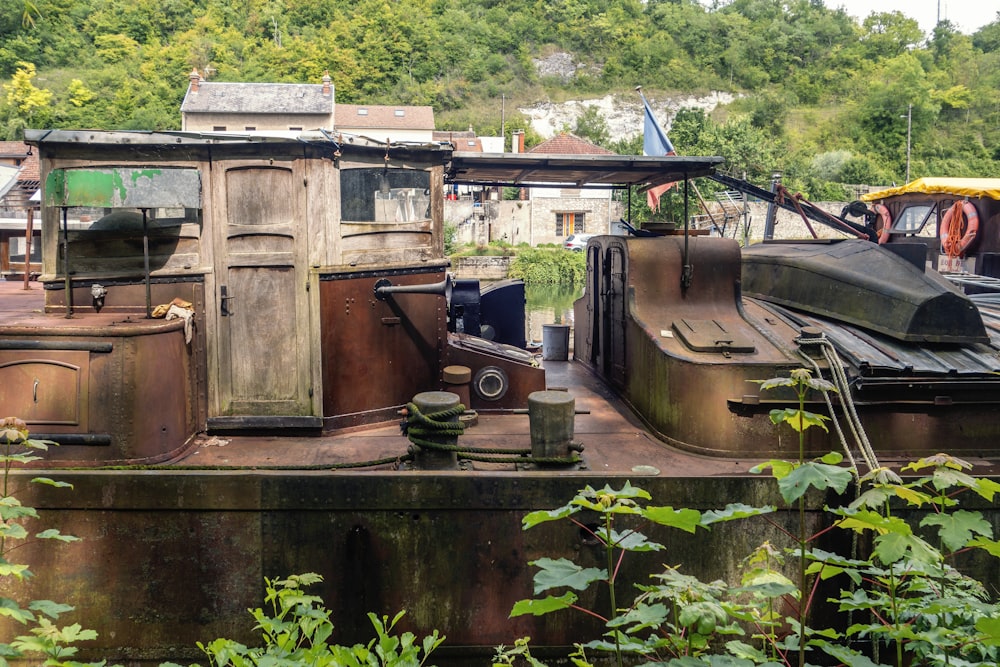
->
[638,88,676,210]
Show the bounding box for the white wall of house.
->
[183,112,332,133]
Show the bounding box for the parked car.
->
[563,233,595,251]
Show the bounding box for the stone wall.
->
[451,255,511,280]
[444,197,623,247]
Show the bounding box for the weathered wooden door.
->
[209,163,317,427]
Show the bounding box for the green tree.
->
[860,11,925,59]
[1,62,52,138]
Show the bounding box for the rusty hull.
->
[0,357,947,665]
[5,366,999,666]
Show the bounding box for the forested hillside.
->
[3,0,1000,199]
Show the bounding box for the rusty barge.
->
[2,131,999,664]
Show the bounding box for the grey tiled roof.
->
[181,82,333,114]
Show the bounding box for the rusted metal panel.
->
[0,280,204,464]
[319,267,448,429]
[44,167,201,208]
[0,349,89,426]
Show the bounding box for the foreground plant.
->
[498,369,1000,667]
[189,573,444,667]
[501,481,768,667]
[0,416,102,667]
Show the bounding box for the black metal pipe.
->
[62,207,72,317]
[143,208,152,318]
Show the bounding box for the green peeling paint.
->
[44,167,202,208]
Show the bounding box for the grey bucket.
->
[542,324,570,361]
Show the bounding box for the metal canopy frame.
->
[444,152,724,189]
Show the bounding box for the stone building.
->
[180,70,434,142]
[448,132,624,247]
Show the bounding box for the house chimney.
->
[513,129,525,154]
[189,69,200,92]
[322,71,332,95]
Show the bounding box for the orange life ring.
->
[940,200,979,257]
[873,203,892,244]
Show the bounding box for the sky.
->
[827,0,999,36]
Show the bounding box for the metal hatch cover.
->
[672,318,756,353]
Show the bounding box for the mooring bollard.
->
[441,365,472,410]
[528,389,576,463]
[408,391,462,470]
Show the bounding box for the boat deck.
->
[172,357,766,477]
[3,278,999,477]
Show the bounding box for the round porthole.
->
[473,366,509,402]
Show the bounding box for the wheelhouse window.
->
[44,167,203,277]
[894,204,935,236]
[340,168,431,223]
[556,212,585,236]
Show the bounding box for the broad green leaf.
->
[750,459,795,479]
[903,453,971,472]
[0,523,29,540]
[806,547,869,568]
[529,558,605,593]
[929,466,979,492]
[596,528,663,552]
[976,616,1000,646]
[833,508,912,535]
[873,532,940,565]
[701,503,775,525]
[28,600,73,619]
[0,563,30,579]
[970,476,1000,502]
[0,499,37,521]
[776,462,852,504]
[34,529,81,543]
[968,536,1000,557]
[819,451,844,465]
[921,509,992,552]
[815,640,887,667]
[30,477,73,489]
[509,592,577,617]
[738,579,798,598]
[522,504,578,529]
[51,622,97,642]
[892,484,933,507]
[767,407,830,432]
[606,602,668,629]
[0,598,33,624]
[641,506,702,533]
[753,377,798,390]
